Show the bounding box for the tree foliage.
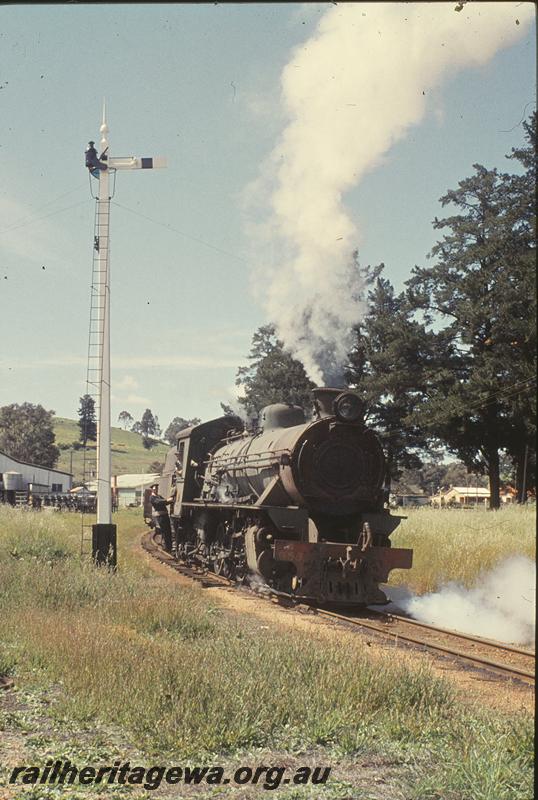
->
[138,409,160,438]
[231,116,535,505]
[118,410,134,430]
[130,409,162,450]
[346,265,442,481]
[164,417,202,446]
[78,394,97,445]
[393,461,488,495]
[405,114,536,506]
[236,325,316,418]
[0,403,60,468]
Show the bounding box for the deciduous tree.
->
[118,410,134,430]
[0,403,59,467]
[164,417,201,446]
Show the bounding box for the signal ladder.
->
[80,196,110,555]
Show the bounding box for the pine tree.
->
[346,266,437,483]
[139,409,158,437]
[236,325,316,418]
[499,112,536,500]
[406,116,536,507]
[78,394,97,446]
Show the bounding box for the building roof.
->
[87,473,160,491]
[0,449,72,477]
[392,493,429,498]
[446,486,490,496]
[113,473,161,489]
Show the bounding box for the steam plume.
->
[248,2,533,384]
[395,556,535,646]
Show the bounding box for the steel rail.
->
[315,608,535,681]
[141,530,535,683]
[373,610,535,658]
[141,530,233,589]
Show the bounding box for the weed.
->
[0,507,533,800]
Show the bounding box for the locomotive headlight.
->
[333,392,364,423]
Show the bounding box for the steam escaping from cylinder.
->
[387,556,535,647]
[248,572,273,596]
[246,2,533,384]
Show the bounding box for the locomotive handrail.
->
[204,448,289,468]
[180,500,302,511]
[211,458,280,473]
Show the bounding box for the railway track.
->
[314,608,535,683]
[141,529,535,685]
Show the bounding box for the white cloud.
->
[114,375,139,390]
[112,392,151,406]
[0,353,241,370]
[113,355,241,369]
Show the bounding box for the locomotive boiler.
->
[145,388,412,605]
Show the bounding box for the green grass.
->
[0,507,534,799]
[53,417,169,482]
[390,505,536,594]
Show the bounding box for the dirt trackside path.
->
[136,540,534,717]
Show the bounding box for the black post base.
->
[92,524,117,568]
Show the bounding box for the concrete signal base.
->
[92,524,117,568]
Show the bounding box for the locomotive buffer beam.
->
[273,540,413,604]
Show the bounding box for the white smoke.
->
[400,556,536,646]
[247,572,272,596]
[247,2,533,384]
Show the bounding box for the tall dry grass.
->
[390,505,536,594]
[0,508,455,758]
[0,506,534,799]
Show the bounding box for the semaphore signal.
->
[82,101,166,566]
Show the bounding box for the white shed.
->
[0,450,72,494]
[87,473,160,507]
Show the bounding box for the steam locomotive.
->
[144,388,412,605]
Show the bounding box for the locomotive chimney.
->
[313,387,366,423]
[312,388,342,418]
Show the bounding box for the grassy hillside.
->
[54,417,170,483]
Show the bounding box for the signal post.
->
[86,104,166,566]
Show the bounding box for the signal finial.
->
[100,98,109,153]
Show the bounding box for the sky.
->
[0,2,535,432]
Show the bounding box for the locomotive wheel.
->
[212,522,233,578]
[212,554,232,578]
